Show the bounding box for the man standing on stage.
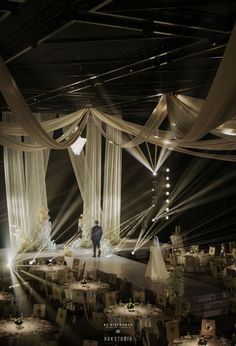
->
[91,220,103,257]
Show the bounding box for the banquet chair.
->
[107,273,117,287]
[56,307,67,328]
[65,270,74,283]
[57,269,68,285]
[165,320,179,342]
[53,256,64,265]
[87,292,97,311]
[72,258,80,271]
[78,261,86,280]
[64,288,75,311]
[92,312,106,331]
[83,340,98,346]
[133,290,145,303]
[51,284,63,304]
[138,316,152,335]
[33,303,46,318]
[71,290,85,304]
[86,270,97,281]
[36,258,47,265]
[46,271,57,282]
[155,293,167,309]
[184,256,195,272]
[105,291,118,307]
[200,319,216,337]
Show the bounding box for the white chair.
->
[71,290,85,304]
[86,270,97,280]
[209,246,216,256]
[87,292,97,311]
[32,303,46,318]
[72,258,80,271]
[201,319,216,337]
[51,284,63,303]
[54,256,64,265]
[56,307,67,328]
[165,320,179,342]
[155,293,167,308]
[133,290,145,303]
[105,291,118,307]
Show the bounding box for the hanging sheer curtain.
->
[102,121,122,243]
[3,113,51,250]
[82,116,102,241]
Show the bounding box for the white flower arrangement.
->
[64,245,73,257]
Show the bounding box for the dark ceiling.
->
[0,0,236,120]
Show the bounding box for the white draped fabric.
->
[82,115,102,241]
[3,114,50,250]
[0,55,89,150]
[145,236,169,284]
[102,121,122,243]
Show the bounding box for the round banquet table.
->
[0,291,14,304]
[168,335,230,346]
[0,317,52,338]
[104,303,163,331]
[29,264,66,279]
[66,280,110,293]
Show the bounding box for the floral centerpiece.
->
[14,317,23,326]
[80,277,87,285]
[127,301,135,311]
[198,336,208,345]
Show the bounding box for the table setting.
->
[0,317,52,338]
[104,302,163,320]
[168,335,230,345]
[0,291,14,304]
[65,279,110,293]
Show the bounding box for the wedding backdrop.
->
[0,22,236,252]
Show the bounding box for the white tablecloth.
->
[66,280,110,293]
[168,335,230,345]
[105,303,163,333]
[0,292,14,304]
[0,317,52,337]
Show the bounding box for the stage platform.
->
[0,245,229,318]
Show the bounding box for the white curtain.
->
[102,120,122,243]
[82,115,102,241]
[3,113,51,250]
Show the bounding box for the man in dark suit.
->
[91,220,103,257]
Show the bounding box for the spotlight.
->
[153,172,157,176]
[166,207,169,211]
[131,251,135,255]
[166,168,170,172]
[151,188,154,191]
[166,183,170,188]
[7,261,11,268]
[166,192,170,195]
[152,218,156,222]
[166,177,169,180]
[29,259,36,265]
[166,199,170,203]
[165,216,169,220]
